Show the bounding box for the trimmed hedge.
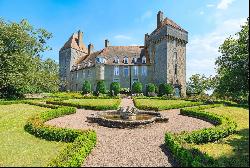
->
[110,82,120,96]
[132,82,142,93]
[96,80,106,94]
[159,83,174,96]
[46,99,120,110]
[133,98,203,111]
[24,105,96,167]
[165,104,237,167]
[82,81,91,94]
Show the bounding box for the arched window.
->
[124,56,128,64]
[142,56,146,64]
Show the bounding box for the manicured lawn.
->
[61,98,121,110]
[0,104,67,167]
[194,106,249,167]
[134,99,203,110]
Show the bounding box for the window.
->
[174,64,177,75]
[114,66,119,76]
[96,57,105,63]
[87,69,91,77]
[133,57,137,63]
[114,56,119,63]
[174,52,177,62]
[76,84,78,91]
[76,71,78,80]
[142,56,146,64]
[124,57,128,64]
[134,66,138,76]
[124,66,129,77]
[173,39,177,47]
[82,71,85,78]
[142,66,147,76]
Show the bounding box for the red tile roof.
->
[60,33,88,52]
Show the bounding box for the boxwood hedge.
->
[24,104,96,167]
[165,104,237,167]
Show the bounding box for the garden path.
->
[45,98,214,167]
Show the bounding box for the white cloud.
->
[217,0,234,10]
[206,4,215,8]
[199,11,205,15]
[187,18,245,78]
[114,35,132,40]
[141,10,152,21]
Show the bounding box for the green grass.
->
[0,104,67,167]
[61,98,121,110]
[193,106,249,167]
[134,99,203,110]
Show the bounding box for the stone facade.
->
[59,11,188,97]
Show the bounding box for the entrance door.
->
[174,87,180,97]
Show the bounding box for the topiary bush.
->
[96,80,106,94]
[132,82,143,93]
[82,81,91,94]
[159,83,174,96]
[146,83,156,96]
[110,82,120,96]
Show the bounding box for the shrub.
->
[146,83,156,96]
[82,81,91,94]
[24,105,96,167]
[96,80,106,94]
[159,83,174,96]
[110,82,120,96]
[165,104,237,167]
[132,82,142,93]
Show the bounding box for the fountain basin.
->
[86,110,168,129]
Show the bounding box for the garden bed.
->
[134,99,203,110]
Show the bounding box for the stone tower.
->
[145,11,188,96]
[59,30,88,91]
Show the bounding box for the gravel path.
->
[45,99,214,167]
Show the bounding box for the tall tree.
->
[186,74,213,96]
[215,18,249,102]
[0,18,58,98]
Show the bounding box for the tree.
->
[186,74,211,96]
[159,83,174,96]
[82,80,91,94]
[110,82,120,96]
[132,82,142,93]
[215,18,249,102]
[96,80,106,94]
[0,18,58,98]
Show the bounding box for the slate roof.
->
[72,46,149,71]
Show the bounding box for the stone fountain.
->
[86,106,168,129]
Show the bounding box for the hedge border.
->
[133,98,203,111]
[46,99,121,110]
[0,100,96,167]
[165,104,237,167]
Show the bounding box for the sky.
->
[0,0,249,79]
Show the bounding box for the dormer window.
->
[114,56,119,63]
[142,56,146,64]
[96,57,106,64]
[133,57,137,63]
[124,57,128,64]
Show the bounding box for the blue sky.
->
[0,0,249,79]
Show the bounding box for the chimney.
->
[78,30,83,46]
[157,11,164,28]
[88,43,94,55]
[105,39,109,47]
[144,33,149,46]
